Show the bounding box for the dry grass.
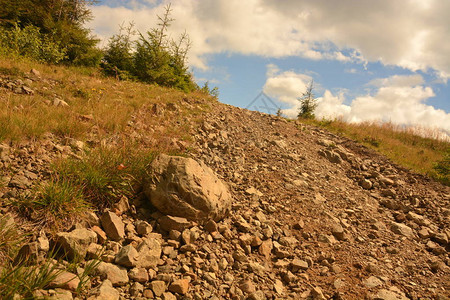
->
[0,55,212,142]
[306,118,449,184]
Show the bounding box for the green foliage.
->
[200,81,219,98]
[53,145,156,207]
[101,23,136,80]
[433,148,450,185]
[0,24,67,63]
[0,0,100,66]
[0,216,24,263]
[297,81,317,119]
[0,258,62,299]
[102,5,198,92]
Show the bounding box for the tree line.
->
[0,1,212,94]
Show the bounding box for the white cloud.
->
[263,67,312,117]
[89,0,450,77]
[263,67,450,134]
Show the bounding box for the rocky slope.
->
[0,79,449,299]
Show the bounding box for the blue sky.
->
[90,0,450,135]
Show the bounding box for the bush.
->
[297,81,317,119]
[0,24,67,63]
[433,149,449,185]
[102,5,198,92]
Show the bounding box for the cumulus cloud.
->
[89,0,450,77]
[263,66,450,134]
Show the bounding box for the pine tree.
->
[297,81,317,119]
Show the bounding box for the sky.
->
[88,0,450,136]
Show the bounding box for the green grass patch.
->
[53,144,157,208]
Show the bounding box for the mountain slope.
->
[0,60,449,299]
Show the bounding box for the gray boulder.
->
[144,154,232,222]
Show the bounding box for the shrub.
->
[297,81,317,119]
[0,24,67,63]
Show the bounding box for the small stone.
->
[360,179,373,190]
[204,219,218,233]
[273,279,284,295]
[158,215,191,232]
[128,267,149,283]
[90,279,119,300]
[363,276,383,288]
[49,271,80,292]
[239,280,256,293]
[136,220,153,236]
[390,222,414,238]
[311,286,326,300]
[115,244,138,268]
[150,280,166,297]
[130,282,144,297]
[331,223,345,240]
[293,219,305,230]
[95,262,129,286]
[169,279,190,294]
[101,211,125,241]
[259,240,273,259]
[291,258,309,272]
[161,292,177,300]
[56,228,97,259]
[91,226,107,244]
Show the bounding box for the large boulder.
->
[144,154,232,222]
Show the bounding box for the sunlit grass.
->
[304,118,449,185]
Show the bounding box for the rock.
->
[30,68,41,76]
[49,271,80,292]
[135,238,161,269]
[390,222,414,238]
[204,219,218,233]
[9,175,31,189]
[150,280,167,297]
[311,286,326,300]
[49,289,73,300]
[88,279,119,300]
[360,179,373,190]
[239,280,256,293]
[372,287,409,300]
[91,226,107,244]
[273,279,284,295]
[158,215,191,232]
[115,244,138,268]
[101,211,125,241]
[113,196,130,214]
[248,290,266,300]
[169,279,190,294]
[136,220,153,235]
[363,276,383,288]
[128,267,149,282]
[53,98,69,107]
[291,258,309,272]
[331,223,345,241]
[259,240,273,259]
[95,262,129,286]
[161,292,177,300]
[130,282,144,296]
[56,228,97,259]
[144,154,232,222]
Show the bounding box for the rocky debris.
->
[2,89,449,299]
[144,154,232,222]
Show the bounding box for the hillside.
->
[0,59,449,299]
